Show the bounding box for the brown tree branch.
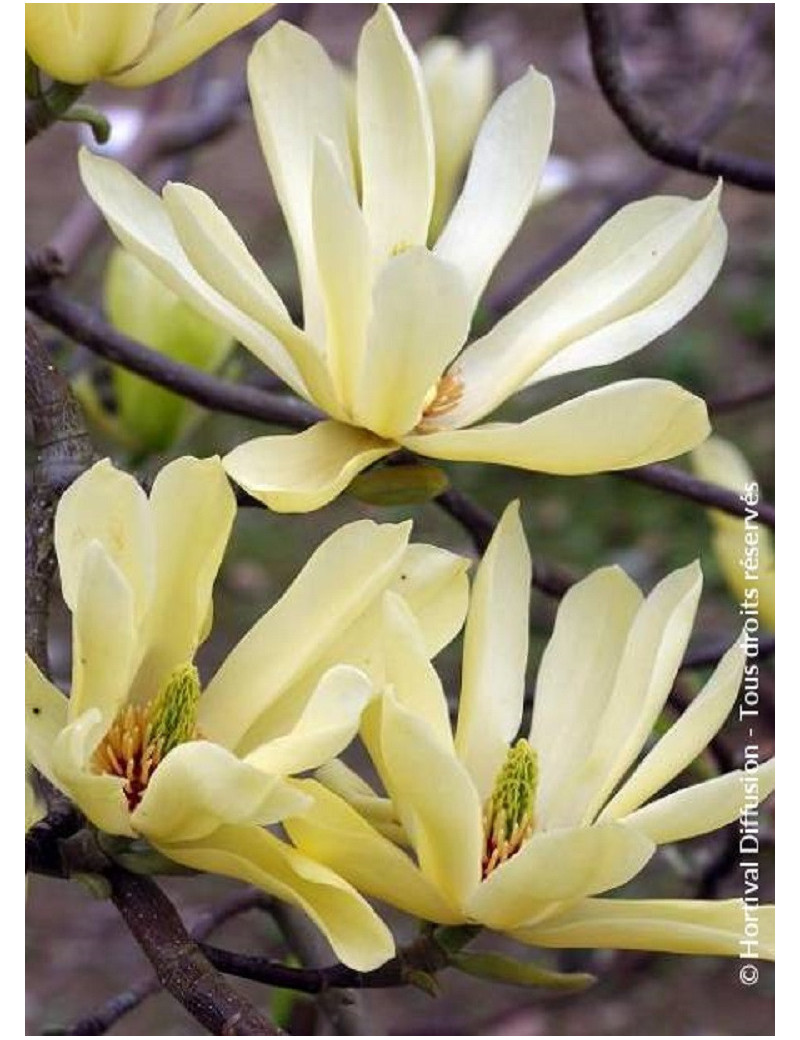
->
[106,870,282,1036]
[60,890,273,1035]
[708,377,775,415]
[582,4,774,192]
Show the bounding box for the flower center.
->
[416,371,464,432]
[482,738,537,878]
[91,664,200,811]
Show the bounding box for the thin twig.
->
[26,288,321,430]
[107,870,282,1036]
[708,377,775,415]
[618,463,775,529]
[582,5,774,192]
[270,904,369,1035]
[487,4,774,315]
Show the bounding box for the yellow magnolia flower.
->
[692,436,775,631]
[24,456,469,970]
[25,4,271,88]
[100,246,234,456]
[286,504,775,961]
[79,4,725,513]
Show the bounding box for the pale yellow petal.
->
[162,182,340,416]
[71,541,137,725]
[248,21,352,341]
[51,710,132,836]
[54,457,153,618]
[404,380,710,473]
[354,248,471,438]
[381,593,453,749]
[199,517,411,749]
[421,37,494,238]
[78,150,308,397]
[129,456,235,701]
[223,421,394,513]
[446,185,725,427]
[388,543,470,657]
[570,562,703,826]
[159,824,395,971]
[465,824,654,930]
[454,502,531,798]
[435,67,554,310]
[133,741,311,845]
[529,567,642,830]
[381,689,483,910]
[314,760,407,845]
[600,638,745,821]
[357,5,435,261]
[25,656,68,791]
[285,779,460,923]
[621,759,775,845]
[244,665,372,776]
[111,5,271,87]
[311,136,372,411]
[513,898,774,960]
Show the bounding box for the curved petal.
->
[78,150,308,398]
[445,185,725,427]
[529,567,642,830]
[71,541,138,725]
[315,760,406,845]
[129,456,235,702]
[311,136,372,412]
[353,248,472,439]
[421,37,494,239]
[434,67,554,310]
[25,656,68,790]
[248,20,352,341]
[600,638,745,821]
[621,759,775,845]
[223,421,395,513]
[570,562,703,826]
[404,380,710,473]
[381,689,483,911]
[54,458,153,619]
[161,182,340,416]
[111,5,271,87]
[381,593,453,749]
[159,824,395,971]
[513,898,774,960]
[389,543,470,657]
[465,824,654,930]
[285,779,460,924]
[454,502,531,799]
[133,741,311,844]
[199,517,411,749]
[52,710,132,836]
[357,5,435,262]
[244,665,373,776]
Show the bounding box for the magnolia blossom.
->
[24,457,468,970]
[25,4,271,87]
[79,4,725,513]
[286,504,775,960]
[692,436,775,631]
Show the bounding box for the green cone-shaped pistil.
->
[150,664,201,758]
[482,739,537,877]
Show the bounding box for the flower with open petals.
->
[692,435,775,631]
[79,4,724,513]
[24,457,468,970]
[286,504,775,961]
[25,4,271,88]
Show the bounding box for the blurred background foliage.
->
[26,3,774,1034]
